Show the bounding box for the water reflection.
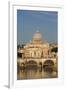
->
[17,66,58,80]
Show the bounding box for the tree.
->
[51,47,58,53]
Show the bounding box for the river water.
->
[17,67,58,80]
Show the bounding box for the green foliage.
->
[51,47,58,53]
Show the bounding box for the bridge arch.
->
[43,60,54,65]
[25,60,37,67]
[43,60,54,72]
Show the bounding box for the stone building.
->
[17,31,57,69]
[21,31,50,59]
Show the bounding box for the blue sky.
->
[17,10,58,45]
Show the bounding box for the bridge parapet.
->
[17,57,57,67]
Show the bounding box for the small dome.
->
[33,30,42,41]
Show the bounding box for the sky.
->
[17,10,58,45]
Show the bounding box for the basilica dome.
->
[33,30,42,41]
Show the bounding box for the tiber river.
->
[17,65,58,80]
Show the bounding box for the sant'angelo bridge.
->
[17,48,57,70]
[17,56,57,71]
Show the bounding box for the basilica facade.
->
[17,31,57,68]
[23,31,49,59]
[18,31,57,58]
